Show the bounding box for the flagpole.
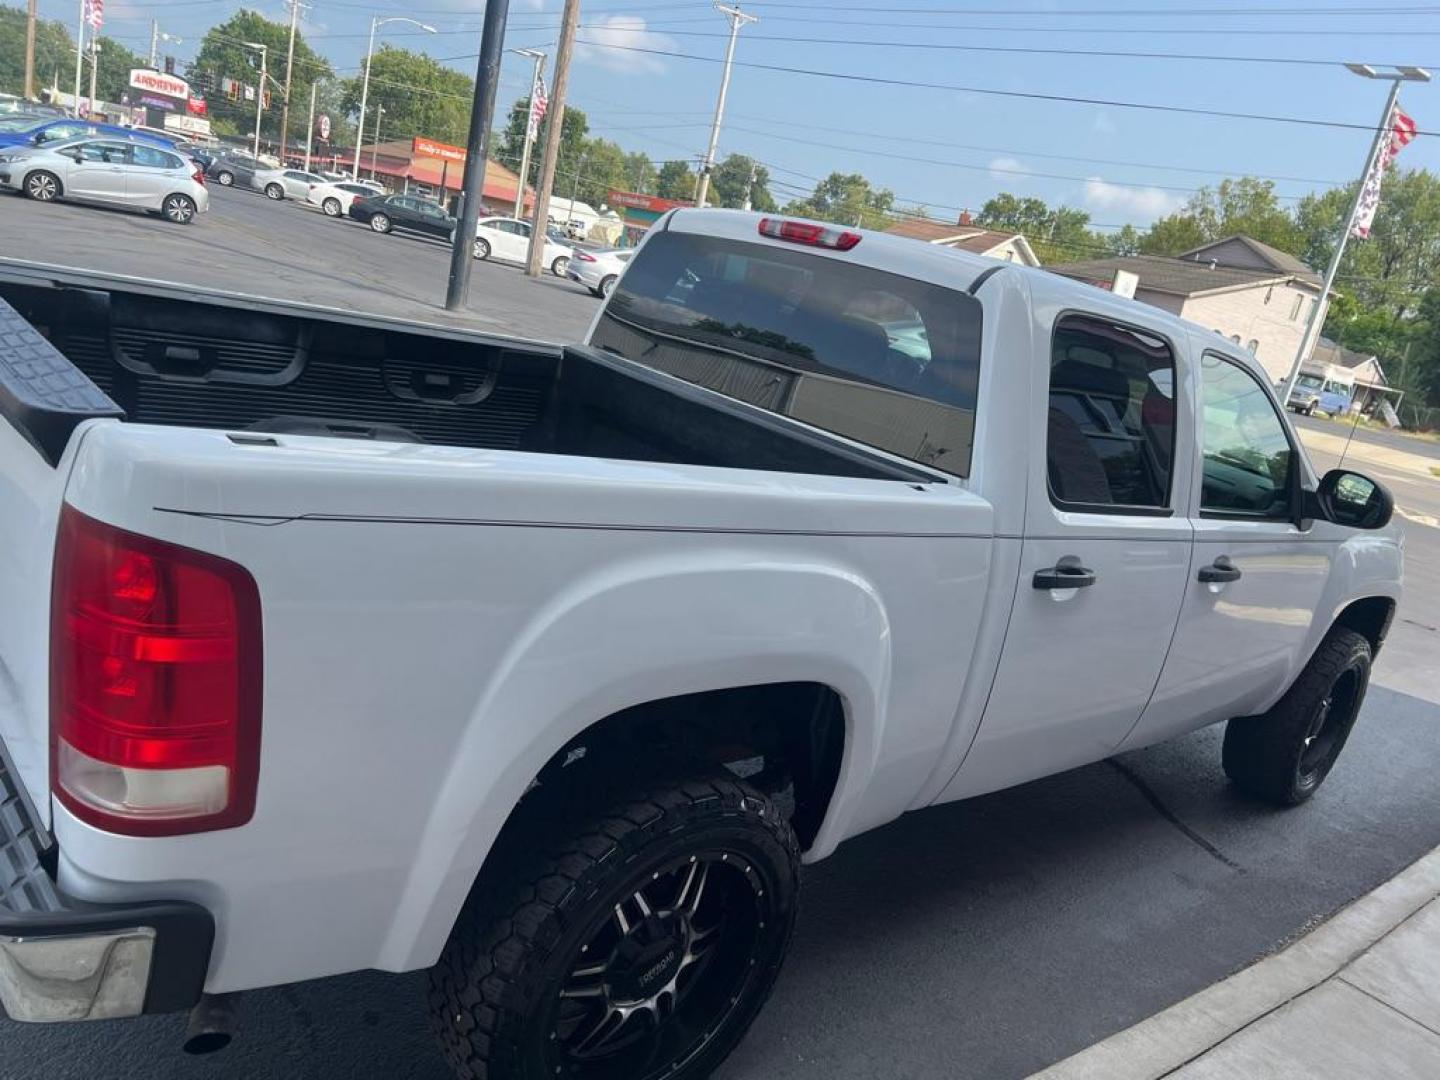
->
[72,0,85,117]
[1280,65,1427,407]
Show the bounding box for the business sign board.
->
[413,136,467,164]
[128,69,190,102]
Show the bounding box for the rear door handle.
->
[1198,557,1242,584]
[1033,564,1097,590]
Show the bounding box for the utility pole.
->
[371,104,384,180]
[510,48,546,219]
[303,80,318,171]
[524,0,580,279]
[443,0,511,310]
[245,42,268,161]
[694,3,757,208]
[1280,63,1431,406]
[24,0,37,100]
[278,0,307,165]
[72,0,84,117]
[87,34,99,117]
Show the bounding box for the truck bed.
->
[0,269,920,482]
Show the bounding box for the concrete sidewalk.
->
[1032,847,1440,1079]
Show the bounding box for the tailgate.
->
[0,294,124,820]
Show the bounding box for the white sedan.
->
[473,216,572,276]
[252,166,326,201]
[306,179,384,218]
[566,247,635,298]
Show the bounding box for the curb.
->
[1029,846,1440,1080]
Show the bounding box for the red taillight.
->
[758,217,861,251]
[575,251,597,262]
[192,167,206,186]
[51,507,262,836]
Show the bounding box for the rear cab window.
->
[590,229,984,476]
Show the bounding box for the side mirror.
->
[1311,469,1393,529]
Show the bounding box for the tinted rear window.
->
[590,229,983,476]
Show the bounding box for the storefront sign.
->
[413,136,467,164]
[128,69,190,101]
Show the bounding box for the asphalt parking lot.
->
[0,182,599,343]
[0,186,1438,1079]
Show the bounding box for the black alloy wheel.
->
[431,773,799,1080]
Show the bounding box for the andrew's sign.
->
[128,69,190,101]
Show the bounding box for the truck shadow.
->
[1,688,1435,1080]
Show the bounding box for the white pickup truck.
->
[0,210,1400,1080]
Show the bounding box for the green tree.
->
[339,45,470,147]
[709,154,776,212]
[1103,224,1144,257]
[1138,213,1208,255]
[0,5,72,98]
[497,97,589,193]
[93,36,147,104]
[783,172,894,230]
[191,10,331,144]
[566,136,631,208]
[623,151,656,194]
[978,194,1092,262]
[655,159,695,200]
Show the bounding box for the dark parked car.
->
[348,193,455,240]
[206,150,262,188]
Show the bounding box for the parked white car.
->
[306,178,384,217]
[0,137,208,223]
[252,166,326,201]
[472,215,571,276]
[0,210,1401,1079]
[566,246,635,297]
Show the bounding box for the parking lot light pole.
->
[445,0,511,310]
[355,16,436,179]
[244,42,268,161]
[1279,62,1431,407]
[510,48,547,219]
[694,3,758,208]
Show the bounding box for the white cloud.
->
[575,16,675,75]
[988,156,1028,181]
[1082,177,1184,222]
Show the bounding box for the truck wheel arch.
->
[376,558,891,973]
[1332,595,1395,657]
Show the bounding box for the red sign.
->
[186,95,207,116]
[128,68,189,100]
[412,137,467,164]
[608,191,691,213]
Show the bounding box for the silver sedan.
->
[0,138,209,223]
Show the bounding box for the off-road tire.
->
[1223,627,1372,805]
[429,772,800,1080]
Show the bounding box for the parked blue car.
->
[0,116,176,152]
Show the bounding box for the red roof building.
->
[349,136,534,214]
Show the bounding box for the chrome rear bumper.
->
[0,743,213,1022]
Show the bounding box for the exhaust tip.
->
[183,992,238,1055]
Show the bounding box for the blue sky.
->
[39,0,1440,233]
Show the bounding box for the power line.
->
[565,40,1440,137]
[725,2,1440,14]
[618,28,1440,70]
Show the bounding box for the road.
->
[0,188,1437,1079]
[0,184,599,343]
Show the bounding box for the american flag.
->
[527,74,548,141]
[83,0,103,30]
[1352,104,1417,240]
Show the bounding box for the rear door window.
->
[591,229,984,476]
[1046,313,1176,511]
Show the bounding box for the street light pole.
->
[510,48,546,219]
[371,104,384,180]
[303,81,318,171]
[354,16,436,180]
[694,2,757,208]
[1279,63,1431,407]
